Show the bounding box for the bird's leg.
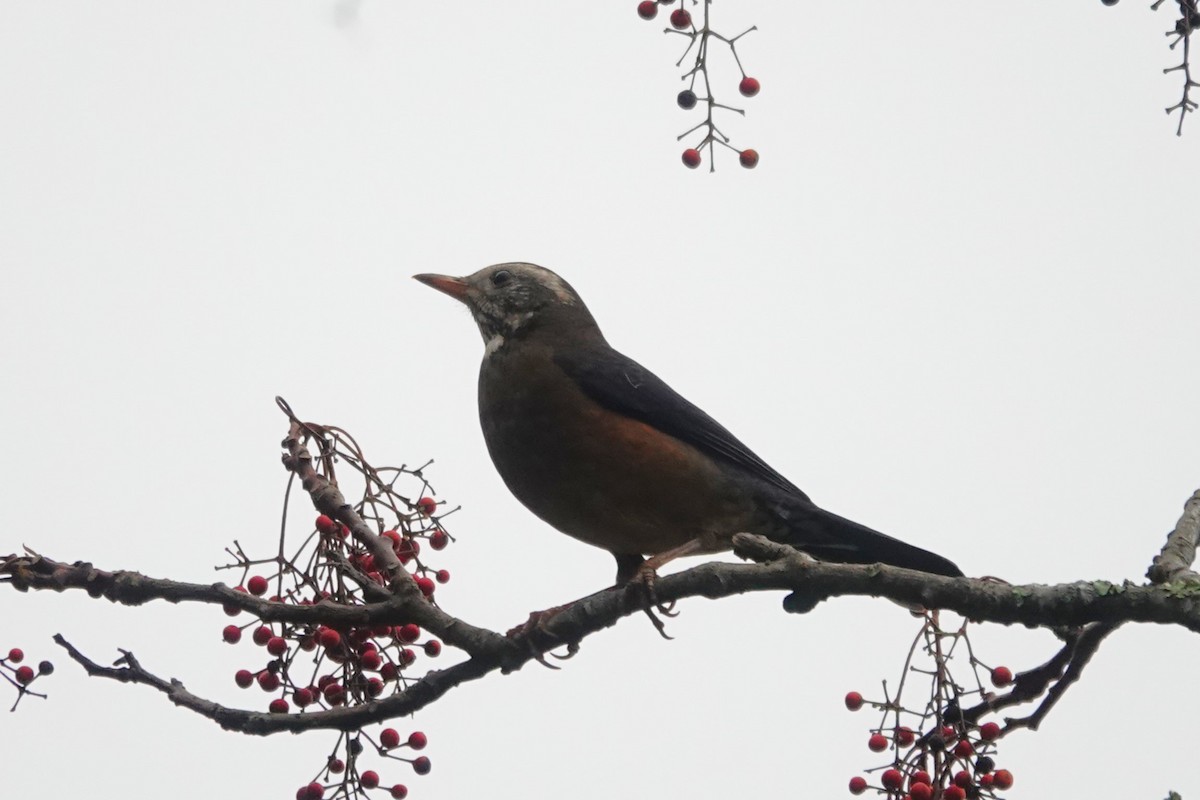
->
[612,552,646,586]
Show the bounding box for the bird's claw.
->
[625,564,678,638]
[506,605,579,668]
[642,607,675,640]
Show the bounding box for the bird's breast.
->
[478,343,753,556]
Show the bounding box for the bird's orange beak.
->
[413,273,470,303]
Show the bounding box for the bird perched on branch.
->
[414,263,962,588]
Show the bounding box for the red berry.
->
[424,640,442,657]
[991,666,1013,687]
[390,786,408,800]
[980,774,994,787]
[867,733,889,752]
[400,648,417,666]
[944,787,966,800]
[979,721,1001,741]
[382,529,402,546]
[397,624,420,643]
[317,674,336,689]
[360,771,380,789]
[315,515,338,535]
[223,602,242,617]
[682,148,702,169]
[636,0,657,19]
[848,776,868,795]
[844,691,864,711]
[222,625,243,644]
[269,698,290,714]
[909,783,932,800]
[954,739,973,759]
[435,569,450,584]
[429,530,449,550]
[257,671,280,692]
[397,539,421,562]
[303,783,324,800]
[235,669,255,688]
[941,725,956,740]
[294,687,315,707]
[954,770,972,788]
[366,677,385,697]
[267,636,288,657]
[739,149,760,169]
[669,8,691,28]
[739,76,761,97]
[328,758,345,774]
[361,650,383,671]
[381,728,402,749]
[252,626,273,646]
[881,769,903,790]
[910,771,931,788]
[895,726,915,746]
[7,648,24,663]
[15,665,35,685]
[416,496,437,516]
[318,628,342,649]
[415,576,436,597]
[408,731,428,750]
[992,769,1014,790]
[380,662,400,681]
[322,682,343,701]
[247,575,269,596]
[412,756,431,776]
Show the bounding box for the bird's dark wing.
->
[554,346,810,500]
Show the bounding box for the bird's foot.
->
[505,604,580,668]
[623,564,678,640]
[640,607,675,640]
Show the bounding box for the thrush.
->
[414,263,963,587]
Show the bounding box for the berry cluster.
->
[291,728,430,800]
[1,646,54,711]
[220,426,453,798]
[843,614,1018,799]
[637,0,761,170]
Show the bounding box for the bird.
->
[414,263,963,588]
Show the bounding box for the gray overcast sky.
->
[2,2,1198,798]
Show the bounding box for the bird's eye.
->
[491,270,512,287]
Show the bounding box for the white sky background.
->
[2,1,1198,798]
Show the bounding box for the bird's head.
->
[414,262,600,351]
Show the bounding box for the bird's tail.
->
[773,500,963,578]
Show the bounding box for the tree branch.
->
[52,632,502,735]
[1147,488,1200,583]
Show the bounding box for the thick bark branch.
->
[9,537,1200,657]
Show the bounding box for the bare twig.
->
[53,633,501,735]
[1147,488,1200,583]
